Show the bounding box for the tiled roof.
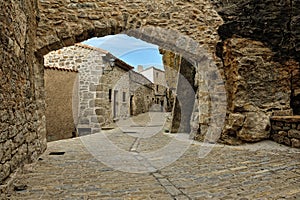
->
[45,43,134,72]
[44,65,78,72]
[75,43,109,54]
[76,43,133,71]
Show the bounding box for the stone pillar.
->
[171,58,197,133]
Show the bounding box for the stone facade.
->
[35,0,223,57]
[271,116,300,148]
[129,70,155,116]
[45,44,108,134]
[45,44,136,134]
[139,66,168,111]
[0,0,46,190]
[212,0,300,145]
[44,67,78,142]
[104,68,155,120]
[44,43,155,135]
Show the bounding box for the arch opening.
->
[41,27,226,146]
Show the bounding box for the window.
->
[156,85,159,92]
[156,72,159,78]
[109,89,112,102]
[122,92,126,102]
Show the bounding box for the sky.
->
[83,34,163,70]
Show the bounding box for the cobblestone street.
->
[5,113,300,199]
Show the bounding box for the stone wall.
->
[214,0,300,62]
[3,0,300,192]
[220,38,295,143]
[213,0,300,144]
[129,71,155,116]
[0,0,46,191]
[271,116,300,148]
[44,44,140,132]
[290,60,300,115]
[36,0,223,57]
[45,44,107,134]
[160,49,180,112]
[44,67,78,141]
[44,43,155,130]
[159,49,199,133]
[31,0,300,147]
[100,63,131,122]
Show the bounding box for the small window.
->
[156,72,159,78]
[109,89,112,102]
[122,92,126,102]
[156,85,159,92]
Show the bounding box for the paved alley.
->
[5,113,300,199]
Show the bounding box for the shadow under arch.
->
[125,27,227,147]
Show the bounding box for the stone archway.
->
[35,0,226,141]
[40,26,227,141]
[35,0,222,56]
[3,0,300,192]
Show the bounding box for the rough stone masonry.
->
[0,0,47,190]
[1,0,300,191]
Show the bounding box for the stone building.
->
[129,70,155,116]
[138,66,168,111]
[44,43,154,138]
[45,44,133,135]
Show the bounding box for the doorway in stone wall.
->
[130,95,134,116]
[113,90,119,119]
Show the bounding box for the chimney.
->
[137,65,143,72]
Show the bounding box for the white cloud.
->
[83,34,158,57]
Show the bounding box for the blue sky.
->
[83,34,163,70]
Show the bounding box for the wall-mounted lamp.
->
[103,58,115,73]
[109,58,115,68]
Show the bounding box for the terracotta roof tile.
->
[75,43,109,54]
[44,65,78,72]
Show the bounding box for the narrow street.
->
[6,113,300,199]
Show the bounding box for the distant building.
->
[44,44,154,140]
[137,66,170,111]
[129,70,154,116]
